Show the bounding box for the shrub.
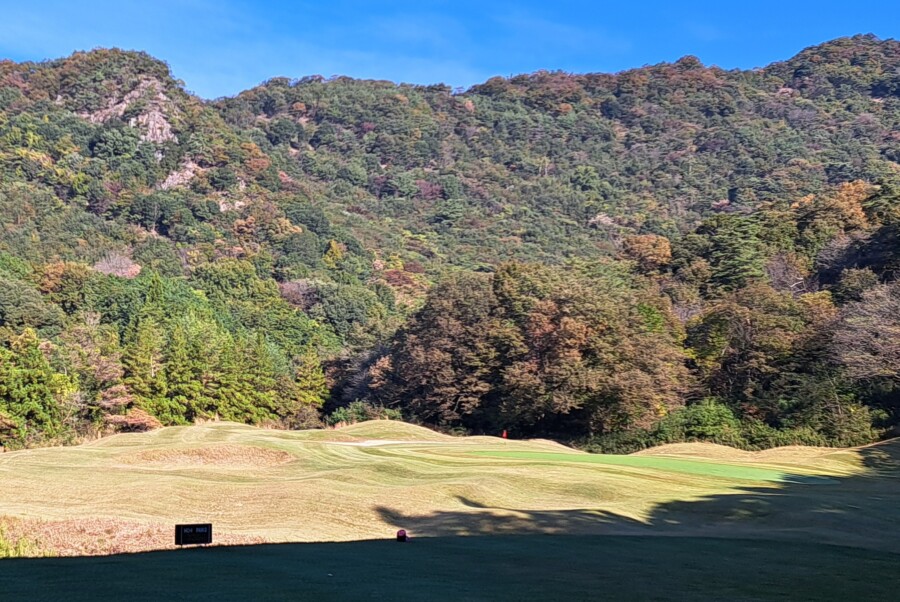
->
[326,401,402,426]
[280,403,323,430]
[740,421,827,449]
[0,525,43,558]
[580,430,660,454]
[655,399,745,447]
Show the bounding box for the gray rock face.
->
[77,78,178,145]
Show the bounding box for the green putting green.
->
[470,450,810,482]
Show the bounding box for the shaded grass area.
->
[2,536,898,602]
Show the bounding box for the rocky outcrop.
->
[159,160,202,190]
[76,78,177,144]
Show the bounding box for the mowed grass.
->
[470,450,797,482]
[1,420,899,599]
[3,536,898,602]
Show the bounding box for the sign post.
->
[175,524,212,546]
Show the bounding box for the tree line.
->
[2,37,900,449]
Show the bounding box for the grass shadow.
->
[1,535,898,601]
[375,440,900,552]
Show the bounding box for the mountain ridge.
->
[0,34,899,451]
[5,33,895,98]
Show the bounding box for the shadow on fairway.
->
[371,441,895,599]
[2,534,899,602]
[377,497,650,536]
[375,439,900,553]
[2,442,899,601]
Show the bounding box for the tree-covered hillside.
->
[1,35,899,450]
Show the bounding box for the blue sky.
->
[0,1,897,99]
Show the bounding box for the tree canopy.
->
[1,37,900,450]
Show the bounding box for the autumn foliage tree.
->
[369,271,501,426]
[371,263,691,437]
[621,234,672,273]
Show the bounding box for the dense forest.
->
[1,34,900,451]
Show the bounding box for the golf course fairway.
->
[1,421,898,600]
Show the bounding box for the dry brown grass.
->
[0,516,265,557]
[122,444,294,468]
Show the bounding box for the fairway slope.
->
[634,441,868,474]
[326,420,453,441]
[1,422,898,558]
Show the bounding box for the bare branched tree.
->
[93,252,141,279]
[832,281,900,382]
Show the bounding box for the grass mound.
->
[122,444,294,468]
[330,420,452,441]
[634,440,892,474]
[634,442,758,461]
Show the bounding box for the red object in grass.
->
[397,529,408,542]
[502,430,508,439]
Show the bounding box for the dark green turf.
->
[469,451,812,482]
[1,536,897,601]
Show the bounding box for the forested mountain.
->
[1,34,900,450]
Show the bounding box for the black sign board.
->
[175,524,212,546]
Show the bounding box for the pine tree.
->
[162,323,202,423]
[275,346,325,419]
[706,215,766,291]
[243,334,279,422]
[122,315,169,420]
[293,346,328,407]
[207,334,279,424]
[206,332,243,421]
[0,329,72,447]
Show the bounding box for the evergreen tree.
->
[243,334,280,422]
[291,346,329,407]
[274,346,329,428]
[161,322,201,423]
[0,329,72,448]
[122,315,169,419]
[208,335,279,424]
[703,215,766,291]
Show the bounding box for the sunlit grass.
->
[0,421,894,558]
